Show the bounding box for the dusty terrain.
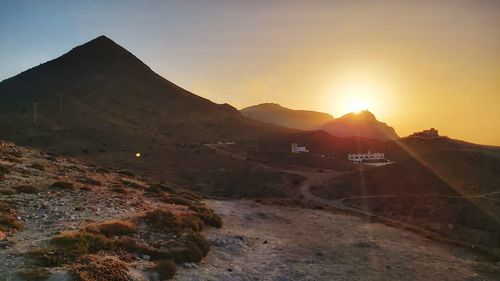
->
[0,141,221,281]
[176,200,498,281]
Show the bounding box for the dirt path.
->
[175,199,492,281]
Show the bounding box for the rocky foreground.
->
[175,200,500,281]
[0,141,222,281]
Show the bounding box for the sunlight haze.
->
[1,0,500,144]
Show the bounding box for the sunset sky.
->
[1,0,500,145]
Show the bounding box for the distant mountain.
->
[241,103,333,130]
[241,103,398,141]
[319,110,398,141]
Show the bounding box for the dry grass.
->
[110,187,129,194]
[0,213,21,231]
[0,188,15,195]
[156,260,177,280]
[0,164,12,174]
[51,181,75,190]
[50,231,113,258]
[77,176,102,186]
[84,220,136,237]
[72,255,132,281]
[29,163,45,171]
[166,231,210,263]
[16,267,50,281]
[14,185,41,194]
[0,200,22,232]
[142,209,204,233]
[187,204,223,228]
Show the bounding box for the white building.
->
[348,151,385,162]
[291,143,309,153]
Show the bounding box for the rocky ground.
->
[0,141,220,281]
[175,200,500,281]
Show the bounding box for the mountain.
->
[241,103,333,130]
[241,104,398,141]
[0,36,308,198]
[319,110,398,140]
[0,36,287,153]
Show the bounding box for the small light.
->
[135,152,141,158]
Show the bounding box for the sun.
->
[346,100,368,113]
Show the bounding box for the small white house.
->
[348,151,385,162]
[291,143,309,153]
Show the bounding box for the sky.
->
[1,0,500,145]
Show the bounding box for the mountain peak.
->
[340,110,376,121]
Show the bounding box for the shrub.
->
[77,177,102,186]
[27,248,63,267]
[14,185,41,194]
[30,163,45,171]
[161,195,194,206]
[166,231,209,263]
[16,267,50,281]
[188,204,223,228]
[0,188,15,195]
[114,237,168,260]
[0,164,11,174]
[72,256,132,281]
[156,260,177,280]
[117,170,135,177]
[50,231,113,258]
[143,209,204,232]
[120,179,144,189]
[84,220,136,237]
[51,181,75,190]
[0,213,21,232]
[111,187,128,194]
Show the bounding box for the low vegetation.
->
[51,181,75,190]
[156,260,177,280]
[0,200,22,232]
[143,209,204,232]
[84,220,136,237]
[16,267,50,281]
[26,206,216,280]
[13,185,41,194]
[72,255,132,281]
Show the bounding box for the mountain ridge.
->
[241,103,398,140]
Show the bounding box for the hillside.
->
[0,140,222,280]
[241,103,333,130]
[0,36,286,152]
[319,110,399,141]
[311,149,500,255]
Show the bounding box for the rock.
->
[182,262,196,268]
[142,255,151,261]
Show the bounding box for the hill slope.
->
[241,103,333,130]
[319,110,399,141]
[0,36,283,152]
